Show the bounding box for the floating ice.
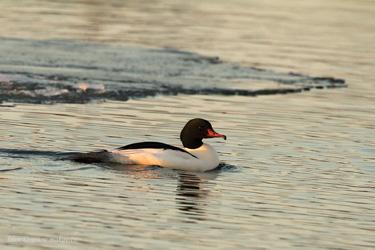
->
[0,38,346,104]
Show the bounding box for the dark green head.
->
[180,118,226,149]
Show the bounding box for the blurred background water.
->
[0,0,374,249]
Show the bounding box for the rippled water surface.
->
[1,0,375,249]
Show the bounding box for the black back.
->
[117,142,197,158]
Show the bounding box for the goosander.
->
[70,118,226,172]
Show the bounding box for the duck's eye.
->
[198,126,204,131]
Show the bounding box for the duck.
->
[69,118,226,172]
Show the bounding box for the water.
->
[1,0,375,249]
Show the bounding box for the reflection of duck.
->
[70,118,226,172]
[95,162,220,219]
[176,171,218,218]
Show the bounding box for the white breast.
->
[107,143,220,172]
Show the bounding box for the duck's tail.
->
[66,150,129,164]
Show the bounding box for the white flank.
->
[107,143,220,172]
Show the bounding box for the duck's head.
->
[180,118,226,149]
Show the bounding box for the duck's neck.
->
[180,123,205,149]
[181,137,203,149]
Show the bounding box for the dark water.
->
[1,0,374,249]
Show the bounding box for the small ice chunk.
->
[77,83,105,93]
[77,83,89,91]
[35,87,69,97]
